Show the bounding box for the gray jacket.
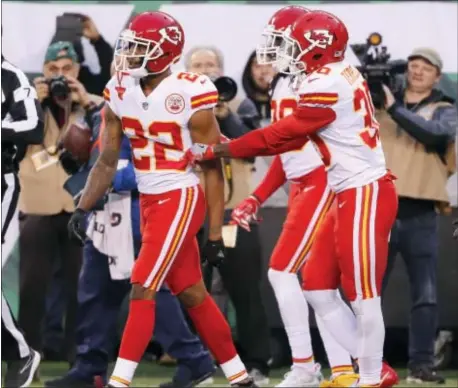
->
[388,89,457,156]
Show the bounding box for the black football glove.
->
[453,218,458,240]
[68,208,88,246]
[202,238,226,268]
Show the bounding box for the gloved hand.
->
[453,218,458,239]
[231,195,261,232]
[67,208,87,246]
[183,143,216,166]
[201,238,226,268]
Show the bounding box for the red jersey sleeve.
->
[227,73,340,159]
[252,155,287,203]
[227,107,336,158]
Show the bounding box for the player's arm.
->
[189,109,225,240]
[212,105,336,159]
[252,155,286,203]
[77,103,123,211]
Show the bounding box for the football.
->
[62,123,92,164]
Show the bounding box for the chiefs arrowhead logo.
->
[158,26,183,45]
[303,29,334,54]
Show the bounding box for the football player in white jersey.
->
[184,10,398,388]
[67,11,255,388]
[231,6,357,388]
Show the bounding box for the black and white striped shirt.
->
[1,56,44,170]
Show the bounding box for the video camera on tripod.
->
[352,33,407,109]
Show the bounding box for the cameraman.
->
[17,41,103,363]
[379,48,457,384]
[185,46,271,385]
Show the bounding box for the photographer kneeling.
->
[379,48,457,384]
[18,41,103,362]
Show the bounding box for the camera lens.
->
[49,76,71,99]
[212,76,238,102]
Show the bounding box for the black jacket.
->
[77,36,114,96]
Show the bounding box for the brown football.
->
[62,123,92,163]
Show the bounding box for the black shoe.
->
[407,365,445,384]
[159,356,216,388]
[44,373,98,387]
[3,349,41,388]
[159,369,214,387]
[232,377,258,387]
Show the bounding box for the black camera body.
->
[352,33,407,109]
[47,75,71,100]
[211,76,238,103]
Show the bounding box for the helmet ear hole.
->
[312,53,323,61]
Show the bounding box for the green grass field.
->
[6,362,457,387]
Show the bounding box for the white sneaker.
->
[248,368,270,386]
[276,365,322,387]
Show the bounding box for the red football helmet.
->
[256,6,310,69]
[114,11,185,78]
[277,10,349,75]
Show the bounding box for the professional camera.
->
[211,76,238,102]
[351,33,407,109]
[47,75,71,100]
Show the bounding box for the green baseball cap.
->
[45,41,78,63]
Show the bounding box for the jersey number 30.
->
[121,117,186,172]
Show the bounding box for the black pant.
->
[382,211,438,368]
[2,172,30,361]
[200,222,271,375]
[18,212,82,360]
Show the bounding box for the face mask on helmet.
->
[277,29,306,75]
[114,29,166,78]
[256,25,285,68]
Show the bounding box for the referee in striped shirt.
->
[2,54,43,387]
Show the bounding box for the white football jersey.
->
[271,76,323,181]
[104,71,218,194]
[296,61,387,193]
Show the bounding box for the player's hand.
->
[453,218,458,239]
[231,195,262,232]
[202,238,226,268]
[68,208,88,246]
[33,77,49,103]
[183,143,216,166]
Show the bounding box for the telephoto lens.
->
[212,76,238,102]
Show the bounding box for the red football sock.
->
[118,299,156,362]
[187,294,237,363]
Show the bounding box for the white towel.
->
[86,192,135,280]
